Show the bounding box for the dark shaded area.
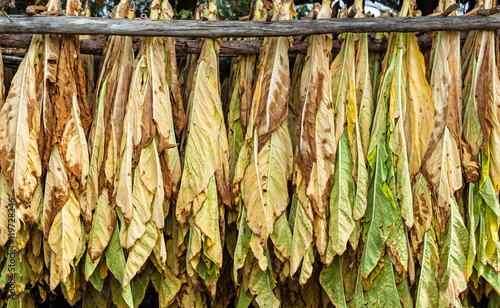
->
[4,0,478,17]
[415,0,475,15]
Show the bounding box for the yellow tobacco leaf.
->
[0,35,42,207]
[48,191,82,291]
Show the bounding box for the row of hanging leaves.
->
[1,0,500,307]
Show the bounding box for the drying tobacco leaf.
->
[176,0,230,298]
[320,255,348,307]
[228,0,266,190]
[364,254,402,307]
[83,0,134,285]
[232,0,295,305]
[362,78,407,282]
[414,1,470,306]
[361,0,433,283]
[162,14,187,138]
[42,0,91,292]
[226,3,268,261]
[415,227,440,308]
[0,34,45,209]
[114,1,183,297]
[438,199,469,306]
[233,0,294,270]
[351,8,373,226]
[420,0,463,234]
[373,0,434,239]
[291,1,334,282]
[0,173,12,248]
[462,0,500,297]
[321,0,374,275]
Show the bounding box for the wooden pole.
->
[0,14,500,38]
[0,33,467,56]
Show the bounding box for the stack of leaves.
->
[176,0,230,300]
[42,0,93,301]
[291,0,334,287]
[114,0,185,306]
[3,0,500,306]
[0,0,67,304]
[82,1,135,306]
[302,0,375,306]
[413,0,471,306]
[232,0,295,306]
[461,0,500,301]
[226,0,268,274]
[351,0,433,304]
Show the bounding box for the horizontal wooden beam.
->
[0,33,448,57]
[0,14,499,38]
[0,53,246,72]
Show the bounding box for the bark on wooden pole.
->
[0,33,467,56]
[0,14,500,37]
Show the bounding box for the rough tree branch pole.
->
[0,32,466,56]
[0,34,403,54]
[0,14,500,37]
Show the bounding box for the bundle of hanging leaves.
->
[1,0,500,307]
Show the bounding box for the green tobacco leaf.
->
[236,287,253,308]
[228,57,244,184]
[270,213,292,261]
[483,264,500,294]
[397,279,413,308]
[131,263,150,308]
[329,131,355,256]
[362,135,403,278]
[364,254,401,308]
[368,52,393,155]
[89,258,104,292]
[415,228,439,308]
[352,33,372,222]
[105,224,133,308]
[347,271,365,308]
[290,192,314,276]
[83,251,101,282]
[353,121,369,221]
[249,256,279,308]
[82,283,109,308]
[488,290,500,308]
[320,255,347,308]
[151,264,182,307]
[233,204,252,281]
[439,199,469,306]
[479,174,500,264]
[123,220,158,288]
[110,277,131,308]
